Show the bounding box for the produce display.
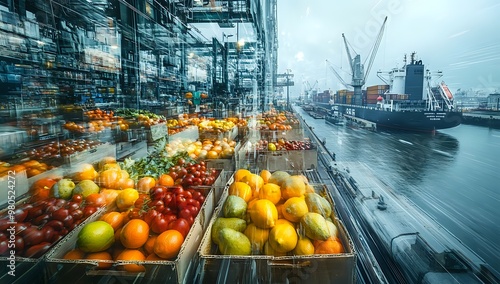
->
[164,138,237,160]
[56,166,216,270]
[23,139,103,160]
[113,108,166,128]
[0,180,101,258]
[0,160,55,178]
[256,110,300,130]
[253,139,314,151]
[210,169,343,256]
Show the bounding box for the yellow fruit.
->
[300,212,331,241]
[282,197,309,223]
[260,170,272,183]
[241,174,264,196]
[258,183,281,204]
[228,182,252,203]
[77,221,115,253]
[275,202,285,219]
[248,199,278,229]
[281,175,306,200]
[73,163,99,181]
[268,171,290,187]
[275,218,295,227]
[268,223,298,253]
[234,169,252,182]
[264,241,286,256]
[116,188,139,211]
[244,223,270,254]
[218,228,252,255]
[73,180,100,198]
[293,236,315,255]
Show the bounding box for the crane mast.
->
[341,16,387,105]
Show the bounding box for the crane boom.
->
[326,59,351,89]
[364,16,387,82]
[342,33,355,73]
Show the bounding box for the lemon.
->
[77,221,115,252]
[282,197,309,223]
[268,223,298,253]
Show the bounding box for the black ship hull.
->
[317,103,462,131]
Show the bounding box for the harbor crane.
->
[303,80,318,101]
[330,16,387,105]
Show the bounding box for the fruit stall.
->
[0,109,356,283]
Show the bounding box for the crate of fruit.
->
[194,171,356,283]
[44,182,224,284]
[0,189,105,283]
[64,143,116,166]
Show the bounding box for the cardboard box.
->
[44,170,228,284]
[195,183,356,284]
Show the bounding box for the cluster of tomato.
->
[168,160,219,188]
[24,139,102,160]
[0,194,98,258]
[127,185,207,238]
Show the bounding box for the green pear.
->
[51,179,76,199]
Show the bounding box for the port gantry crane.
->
[327,16,387,105]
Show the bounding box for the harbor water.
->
[295,107,500,275]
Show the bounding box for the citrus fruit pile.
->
[211,169,344,256]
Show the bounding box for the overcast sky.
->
[277,0,500,96]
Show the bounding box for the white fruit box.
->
[63,143,116,166]
[44,172,229,284]
[146,123,168,142]
[0,170,29,208]
[169,125,199,142]
[259,128,304,141]
[263,149,318,172]
[195,183,356,284]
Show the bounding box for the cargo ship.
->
[321,53,463,132]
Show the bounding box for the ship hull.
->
[317,103,462,131]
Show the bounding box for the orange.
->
[143,235,158,255]
[98,169,122,189]
[258,183,281,204]
[282,197,309,223]
[86,251,113,269]
[158,174,174,187]
[241,174,264,195]
[100,211,125,231]
[100,189,120,205]
[260,170,272,183]
[63,248,85,259]
[234,169,251,182]
[228,182,252,203]
[120,219,150,249]
[281,175,306,200]
[116,249,146,272]
[153,230,184,259]
[85,193,106,207]
[73,163,99,181]
[145,253,164,260]
[136,177,156,193]
[314,238,344,254]
[116,188,139,211]
[114,227,123,242]
[206,150,219,159]
[248,199,278,229]
[268,222,298,253]
[119,178,135,189]
[101,163,121,171]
